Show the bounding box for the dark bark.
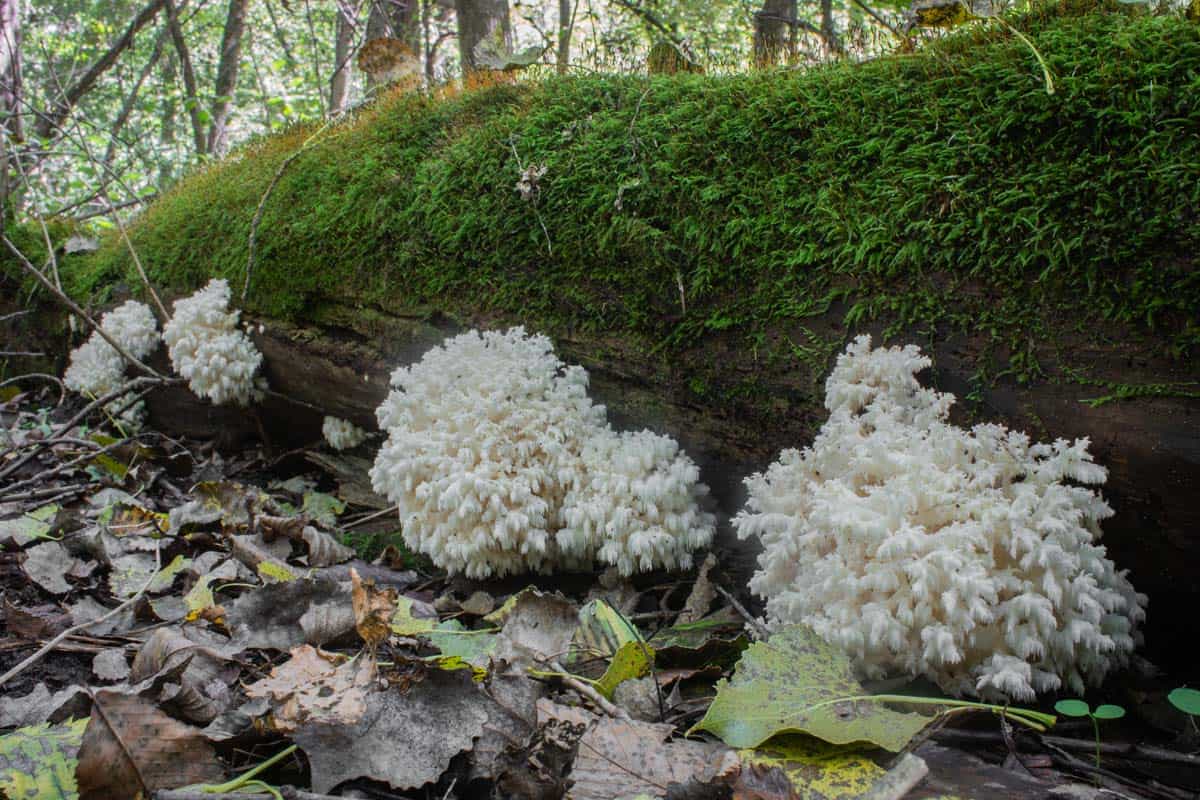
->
[164,0,207,156]
[206,0,250,157]
[556,0,572,74]
[453,0,510,74]
[753,0,795,67]
[820,0,841,54]
[0,0,22,218]
[34,0,167,140]
[329,0,358,114]
[367,0,420,51]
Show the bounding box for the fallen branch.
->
[1,235,163,379]
[0,540,161,688]
[934,728,1200,769]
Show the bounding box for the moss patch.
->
[41,3,1200,384]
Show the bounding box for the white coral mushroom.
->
[162,279,264,406]
[735,335,1146,701]
[369,327,715,578]
[322,416,368,451]
[63,300,160,427]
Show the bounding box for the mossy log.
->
[5,3,1199,672]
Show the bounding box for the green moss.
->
[61,4,1200,380]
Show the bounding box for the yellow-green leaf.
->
[689,625,929,751]
[737,735,886,800]
[257,561,298,583]
[390,596,436,636]
[0,718,88,800]
[595,641,655,699]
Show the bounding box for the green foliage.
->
[1167,687,1200,716]
[689,626,930,751]
[69,6,1200,385]
[0,718,88,800]
[1054,698,1126,767]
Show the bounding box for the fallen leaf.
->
[0,719,87,800]
[390,594,438,637]
[596,641,655,699]
[689,625,929,752]
[301,491,345,529]
[92,649,131,682]
[677,553,718,625]
[719,735,890,800]
[65,597,134,637]
[0,685,89,729]
[295,670,488,793]
[351,568,397,648]
[76,690,225,798]
[538,699,733,800]
[147,554,191,593]
[227,577,356,650]
[245,645,374,734]
[460,590,495,616]
[426,619,498,667]
[0,504,58,546]
[490,588,579,668]
[129,627,240,723]
[3,600,70,639]
[471,668,544,781]
[21,542,83,595]
[106,553,157,598]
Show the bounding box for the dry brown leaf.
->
[244,644,375,733]
[226,576,356,650]
[295,670,488,793]
[350,567,397,649]
[677,553,718,625]
[3,599,70,639]
[537,699,735,800]
[129,628,240,723]
[75,689,225,799]
[491,589,579,668]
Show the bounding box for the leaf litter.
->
[2,383,1157,800]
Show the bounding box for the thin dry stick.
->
[342,504,400,531]
[0,541,161,688]
[1,237,163,379]
[0,435,144,500]
[0,376,171,480]
[0,373,68,405]
[104,189,170,321]
[714,584,770,639]
[548,660,631,720]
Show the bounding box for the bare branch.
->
[34,0,168,139]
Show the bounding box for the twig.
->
[0,435,141,501]
[546,660,631,720]
[934,728,1200,768]
[0,376,174,481]
[342,504,400,531]
[0,373,67,406]
[0,540,161,688]
[1,236,163,379]
[714,584,770,639]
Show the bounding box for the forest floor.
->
[2,382,1199,800]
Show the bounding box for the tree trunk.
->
[206,0,250,157]
[367,0,421,51]
[753,0,795,67]
[0,0,22,218]
[329,0,358,114]
[556,0,572,74]
[453,0,510,74]
[165,0,207,156]
[820,0,841,55]
[34,0,166,140]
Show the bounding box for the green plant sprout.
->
[1167,687,1200,734]
[1054,699,1125,767]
